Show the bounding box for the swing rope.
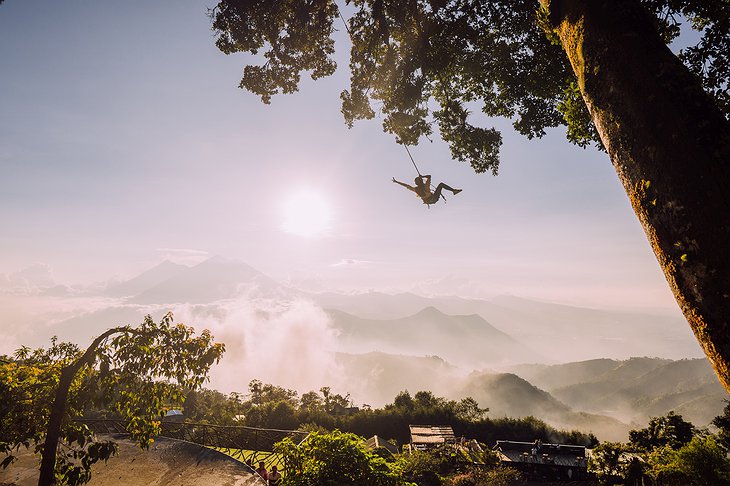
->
[403,144,422,177]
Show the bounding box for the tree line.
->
[183,379,598,448]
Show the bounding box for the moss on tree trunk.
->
[544,0,730,392]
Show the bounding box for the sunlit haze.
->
[1,1,709,423]
[280,189,334,238]
[0,0,680,311]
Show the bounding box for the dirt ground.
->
[0,434,265,486]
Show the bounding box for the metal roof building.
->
[494,440,590,482]
[365,435,399,455]
[409,425,456,450]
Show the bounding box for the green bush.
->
[646,435,730,486]
[274,430,404,485]
[447,466,522,486]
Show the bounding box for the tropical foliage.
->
[274,430,403,485]
[590,411,730,485]
[0,313,224,485]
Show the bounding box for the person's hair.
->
[414,177,424,186]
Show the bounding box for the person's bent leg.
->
[432,184,446,201]
[439,183,461,194]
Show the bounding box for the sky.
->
[0,0,682,313]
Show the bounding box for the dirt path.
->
[0,434,265,486]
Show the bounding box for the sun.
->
[280,189,333,238]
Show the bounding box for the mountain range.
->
[312,291,702,362]
[105,256,287,304]
[506,357,728,427]
[12,256,725,442]
[327,306,538,367]
[95,257,704,363]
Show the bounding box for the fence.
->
[76,419,309,473]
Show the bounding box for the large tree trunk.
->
[37,328,124,485]
[38,367,74,486]
[543,0,730,392]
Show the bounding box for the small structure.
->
[164,409,184,423]
[409,425,456,450]
[329,403,360,416]
[365,435,399,455]
[494,440,589,481]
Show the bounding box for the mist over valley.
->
[0,257,722,442]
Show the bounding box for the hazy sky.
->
[0,0,681,312]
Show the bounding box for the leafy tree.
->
[397,444,502,485]
[0,313,224,486]
[209,0,730,393]
[243,400,291,429]
[413,391,446,411]
[299,390,325,412]
[391,391,415,413]
[454,398,488,422]
[589,441,626,478]
[629,411,695,452]
[320,386,351,411]
[712,400,730,450]
[183,388,247,424]
[645,435,730,485]
[397,449,442,486]
[248,379,299,407]
[274,430,404,485]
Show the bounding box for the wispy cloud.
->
[0,263,56,295]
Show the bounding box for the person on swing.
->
[392,174,461,205]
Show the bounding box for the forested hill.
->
[328,306,537,367]
[505,357,727,427]
[335,352,726,442]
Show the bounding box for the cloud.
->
[0,263,56,295]
[0,293,127,355]
[172,295,344,395]
[1,288,346,399]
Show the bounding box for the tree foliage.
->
[274,430,403,485]
[590,413,730,485]
[397,444,500,486]
[628,411,695,452]
[645,435,730,485]
[588,441,626,478]
[0,339,115,484]
[273,428,509,485]
[182,381,596,449]
[0,313,224,485]
[712,400,730,451]
[210,0,729,173]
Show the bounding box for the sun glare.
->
[281,189,333,238]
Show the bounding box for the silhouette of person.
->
[268,465,282,485]
[255,461,268,481]
[392,175,461,205]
